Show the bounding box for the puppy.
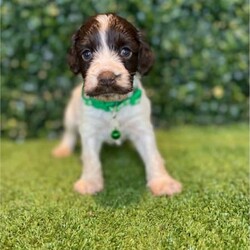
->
[52,13,182,196]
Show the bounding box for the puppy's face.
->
[68,14,154,101]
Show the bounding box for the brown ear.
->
[67,33,80,74]
[138,36,155,75]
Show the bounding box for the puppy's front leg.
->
[130,124,182,196]
[74,135,104,195]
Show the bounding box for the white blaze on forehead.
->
[93,14,124,75]
[96,14,111,32]
[95,14,111,48]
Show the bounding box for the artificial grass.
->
[1,125,249,249]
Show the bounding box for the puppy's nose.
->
[98,71,116,86]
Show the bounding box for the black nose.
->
[98,71,117,86]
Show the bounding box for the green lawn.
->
[1,125,249,249]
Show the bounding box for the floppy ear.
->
[138,35,155,75]
[67,33,80,74]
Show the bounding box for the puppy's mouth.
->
[85,85,133,101]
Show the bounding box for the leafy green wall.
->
[1,0,248,139]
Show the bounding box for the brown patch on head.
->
[105,14,154,76]
[105,15,139,76]
[67,16,101,76]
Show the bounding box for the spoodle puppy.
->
[52,13,182,196]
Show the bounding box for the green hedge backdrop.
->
[1,0,248,139]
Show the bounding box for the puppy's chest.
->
[82,105,139,144]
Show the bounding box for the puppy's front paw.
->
[74,179,103,195]
[148,176,182,196]
[52,144,72,158]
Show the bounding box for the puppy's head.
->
[68,14,154,101]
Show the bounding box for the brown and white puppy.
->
[52,14,182,196]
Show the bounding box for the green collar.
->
[82,88,142,112]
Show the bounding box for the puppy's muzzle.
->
[86,71,132,97]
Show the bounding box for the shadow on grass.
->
[92,141,147,208]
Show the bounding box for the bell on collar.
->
[111,129,121,140]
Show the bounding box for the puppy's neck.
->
[133,73,142,90]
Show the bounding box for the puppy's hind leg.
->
[52,98,78,158]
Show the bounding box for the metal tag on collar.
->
[110,106,121,140]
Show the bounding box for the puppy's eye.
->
[120,47,132,58]
[82,49,92,61]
